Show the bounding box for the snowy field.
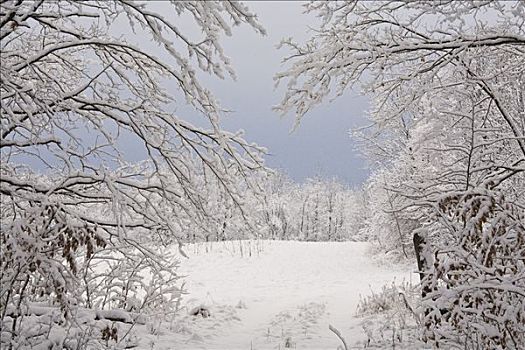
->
[135,240,416,349]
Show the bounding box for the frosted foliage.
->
[0,1,264,348]
[423,189,525,349]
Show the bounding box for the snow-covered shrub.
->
[83,246,182,316]
[0,198,182,349]
[423,188,525,349]
[356,280,416,317]
[0,201,105,348]
[355,280,422,349]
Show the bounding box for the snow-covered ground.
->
[134,240,416,349]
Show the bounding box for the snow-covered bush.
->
[422,188,525,349]
[355,280,423,349]
[356,280,415,317]
[83,245,182,315]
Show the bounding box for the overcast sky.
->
[158,2,371,185]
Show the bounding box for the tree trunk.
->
[413,232,431,299]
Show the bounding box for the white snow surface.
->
[138,240,416,349]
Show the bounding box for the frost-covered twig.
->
[329,324,348,350]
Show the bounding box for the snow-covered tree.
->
[359,169,418,260]
[254,174,363,242]
[1,1,265,347]
[276,1,525,347]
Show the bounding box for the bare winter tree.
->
[0,1,265,348]
[276,1,524,348]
